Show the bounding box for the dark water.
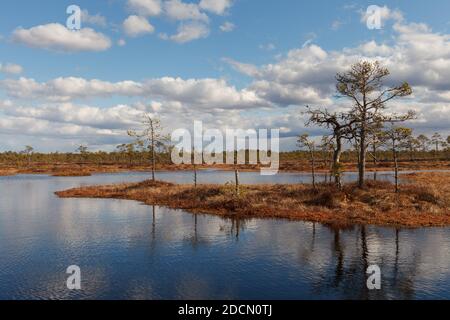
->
[0,172,449,300]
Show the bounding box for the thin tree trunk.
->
[333,137,343,189]
[151,132,156,182]
[394,148,399,193]
[359,134,366,188]
[310,150,316,189]
[194,164,197,187]
[235,167,240,196]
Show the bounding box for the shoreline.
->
[2,160,450,177]
[55,172,450,228]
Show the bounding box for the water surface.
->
[0,172,449,300]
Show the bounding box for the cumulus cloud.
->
[0,97,274,151]
[1,102,147,130]
[199,0,233,15]
[161,22,210,43]
[81,10,107,27]
[224,17,450,110]
[219,17,450,136]
[0,76,269,110]
[0,63,23,75]
[123,15,155,37]
[127,0,162,16]
[164,0,209,22]
[123,0,235,43]
[0,77,143,101]
[360,5,404,28]
[12,23,111,52]
[0,107,119,138]
[2,6,450,150]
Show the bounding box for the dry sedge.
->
[55,172,450,228]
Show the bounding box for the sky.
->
[0,0,449,152]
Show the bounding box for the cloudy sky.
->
[0,0,449,152]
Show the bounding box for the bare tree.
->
[336,60,414,187]
[116,143,136,167]
[298,134,317,189]
[305,109,356,189]
[382,126,412,193]
[192,147,198,188]
[404,134,420,162]
[22,145,34,166]
[367,123,385,181]
[431,132,443,153]
[232,150,240,197]
[320,136,334,183]
[76,145,88,166]
[417,134,430,156]
[128,114,169,181]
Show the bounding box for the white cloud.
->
[0,77,143,101]
[164,0,209,22]
[12,23,111,52]
[117,39,126,46]
[222,58,260,77]
[0,76,268,110]
[1,102,146,130]
[199,0,233,15]
[127,0,162,16]
[124,0,235,43]
[162,22,210,43]
[2,6,450,150]
[0,63,23,75]
[123,15,155,37]
[360,5,404,28]
[0,97,273,151]
[250,80,332,106]
[223,18,450,130]
[220,21,235,32]
[81,10,107,27]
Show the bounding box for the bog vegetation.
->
[1,60,446,226]
[2,61,450,199]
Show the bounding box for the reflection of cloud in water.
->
[2,173,450,299]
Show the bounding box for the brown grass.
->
[0,168,18,176]
[55,172,450,228]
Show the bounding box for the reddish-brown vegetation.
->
[55,172,450,228]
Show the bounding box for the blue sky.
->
[0,0,450,151]
[1,0,448,83]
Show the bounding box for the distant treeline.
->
[1,148,449,167]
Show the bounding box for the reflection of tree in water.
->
[333,227,344,288]
[185,213,211,249]
[388,229,421,300]
[184,214,248,248]
[152,205,156,241]
[301,224,423,299]
[308,224,371,299]
[217,216,249,241]
[297,223,317,265]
